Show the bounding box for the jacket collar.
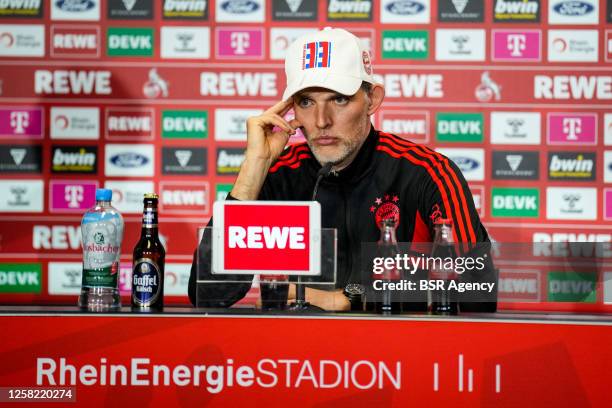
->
[321,124,378,184]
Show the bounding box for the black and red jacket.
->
[189,126,495,309]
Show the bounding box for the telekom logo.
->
[563,118,581,140]
[507,34,526,57]
[10,112,30,134]
[64,185,84,208]
[230,32,250,54]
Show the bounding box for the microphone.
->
[312,163,333,201]
[289,163,333,313]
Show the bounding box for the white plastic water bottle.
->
[78,188,124,311]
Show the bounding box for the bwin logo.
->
[55,0,96,12]
[553,1,594,16]
[221,0,259,14]
[386,0,425,15]
[450,157,479,171]
[110,153,149,168]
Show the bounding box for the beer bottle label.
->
[142,209,158,228]
[132,259,162,307]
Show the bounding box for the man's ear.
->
[367,84,385,116]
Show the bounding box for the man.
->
[189,28,495,311]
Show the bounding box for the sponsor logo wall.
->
[0,0,610,311]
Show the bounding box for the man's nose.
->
[315,105,331,129]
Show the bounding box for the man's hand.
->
[287,284,351,312]
[231,99,301,200]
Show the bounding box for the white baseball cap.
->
[282,27,375,100]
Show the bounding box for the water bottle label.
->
[82,263,119,288]
[132,259,161,306]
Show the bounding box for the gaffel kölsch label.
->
[132,259,161,306]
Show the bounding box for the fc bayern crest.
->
[370,194,400,228]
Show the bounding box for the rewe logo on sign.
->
[213,201,321,275]
[160,181,209,214]
[498,271,539,302]
[35,70,111,95]
[547,113,596,145]
[492,30,541,61]
[51,25,99,58]
[380,110,429,143]
[105,108,154,140]
[200,72,277,96]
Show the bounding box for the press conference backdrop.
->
[0,0,610,311]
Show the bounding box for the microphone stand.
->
[287,163,333,312]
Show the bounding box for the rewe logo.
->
[51,26,99,58]
[499,271,539,301]
[228,226,305,249]
[106,108,154,140]
[200,72,277,96]
[32,225,82,250]
[534,75,611,100]
[380,111,429,142]
[213,201,320,275]
[35,70,112,95]
[160,182,209,214]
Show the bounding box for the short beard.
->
[307,138,356,169]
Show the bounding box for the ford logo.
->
[221,0,259,14]
[386,0,425,15]
[553,1,594,16]
[451,157,479,171]
[110,153,148,168]
[55,0,95,12]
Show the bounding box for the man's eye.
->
[335,96,349,104]
[297,98,312,108]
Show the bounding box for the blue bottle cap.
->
[95,188,112,201]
